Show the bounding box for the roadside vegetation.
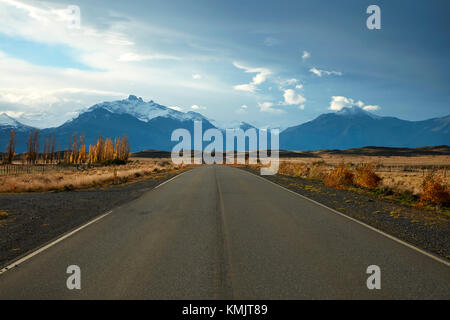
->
[245,158,450,214]
[0,129,184,192]
[0,159,183,192]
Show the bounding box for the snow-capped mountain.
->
[210,119,257,131]
[88,95,209,123]
[280,107,450,150]
[1,97,449,153]
[0,113,30,130]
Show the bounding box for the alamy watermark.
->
[366,5,381,30]
[66,265,81,290]
[171,121,279,175]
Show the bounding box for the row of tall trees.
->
[4,129,130,165]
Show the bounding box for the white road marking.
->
[154,170,188,189]
[0,211,113,275]
[243,169,450,267]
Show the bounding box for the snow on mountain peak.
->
[336,106,381,119]
[89,96,207,123]
[0,113,22,127]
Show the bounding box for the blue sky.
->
[0,0,448,128]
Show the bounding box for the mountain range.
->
[0,95,448,153]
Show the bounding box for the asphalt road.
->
[0,165,448,299]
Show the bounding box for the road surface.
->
[0,165,448,299]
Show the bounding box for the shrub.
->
[102,159,127,166]
[324,166,354,189]
[308,164,327,180]
[419,173,449,207]
[354,164,382,189]
[0,210,8,220]
[278,162,310,178]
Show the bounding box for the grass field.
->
[280,155,450,195]
[0,158,183,192]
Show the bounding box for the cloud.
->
[258,102,283,114]
[0,0,231,126]
[191,104,206,110]
[328,96,379,111]
[283,89,306,105]
[284,78,298,85]
[236,104,248,114]
[232,62,271,93]
[295,84,303,89]
[118,52,181,61]
[309,67,342,77]
[192,74,202,80]
[264,37,280,46]
[302,51,310,61]
[362,105,379,111]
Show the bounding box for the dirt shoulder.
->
[0,169,190,267]
[240,166,450,261]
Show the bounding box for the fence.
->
[0,164,94,176]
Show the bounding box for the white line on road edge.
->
[0,211,113,275]
[154,170,188,189]
[244,170,450,267]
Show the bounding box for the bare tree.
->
[26,129,40,164]
[5,129,16,164]
[50,135,56,164]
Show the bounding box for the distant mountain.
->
[0,95,217,153]
[0,97,448,153]
[280,107,450,150]
[0,113,32,131]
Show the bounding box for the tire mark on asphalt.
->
[213,166,234,299]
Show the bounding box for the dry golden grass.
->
[0,158,183,193]
[420,173,450,207]
[262,155,450,207]
[282,154,450,167]
[324,166,354,189]
[354,164,382,189]
[279,155,449,195]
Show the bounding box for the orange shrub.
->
[354,164,382,189]
[308,163,327,180]
[420,173,449,207]
[279,162,310,178]
[324,165,354,189]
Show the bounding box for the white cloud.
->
[0,0,232,126]
[295,84,303,89]
[191,104,206,110]
[283,89,306,105]
[328,96,379,111]
[258,102,283,114]
[192,74,202,80]
[118,52,180,62]
[264,37,280,46]
[236,104,248,114]
[284,78,298,85]
[309,67,342,77]
[329,96,352,111]
[232,62,271,93]
[302,51,310,61]
[363,105,379,111]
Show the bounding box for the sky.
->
[0,0,448,129]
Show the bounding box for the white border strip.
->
[0,170,189,275]
[154,170,188,189]
[0,211,112,275]
[244,169,450,267]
